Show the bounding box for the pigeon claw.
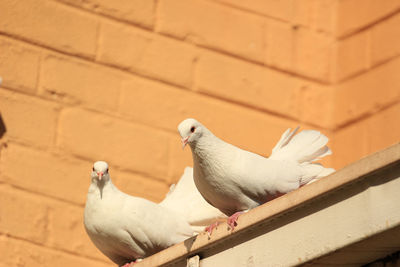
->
[205,221,220,237]
[121,261,135,267]
[227,211,243,231]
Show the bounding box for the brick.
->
[371,13,400,65]
[333,103,400,169]
[293,28,334,81]
[168,134,195,182]
[196,50,301,117]
[40,55,122,112]
[336,0,400,37]
[58,108,169,179]
[332,121,367,170]
[264,20,294,70]
[0,184,49,244]
[264,1,337,77]
[97,20,196,88]
[0,184,110,262]
[121,76,295,144]
[0,235,112,267]
[298,82,334,129]
[365,102,400,154]
[119,78,188,131]
[112,169,170,202]
[293,0,336,33]
[213,0,293,22]
[157,0,264,62]
[0,89,60,148]
[335,31,370,81]
[334,57,400,127]
[0,0,98,58]
[0,37,40,93]
[57,0,155,28]
[1,143,90,205]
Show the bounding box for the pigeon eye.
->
[190,126,195,133]
[92,167,95,171]
[105,168,109,173]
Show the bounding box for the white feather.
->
[271,126,299,155]
[159,167,226,233]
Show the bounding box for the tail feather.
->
[271,126,299,155]
[300,163,335,185]
[295,133,331,163]
[270,128,331,163]
[270,127,335,182]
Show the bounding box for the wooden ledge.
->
[135,143,400,267]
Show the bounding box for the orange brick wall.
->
[0,0,399,266]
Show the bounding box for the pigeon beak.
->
[181,136,189,149]
[97,172,103,181]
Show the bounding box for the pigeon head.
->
[91,161,110,182]
[178,118,205,149]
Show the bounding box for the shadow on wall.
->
[0,114,6,138]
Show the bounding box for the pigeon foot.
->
[227,211,243,231]
[121,261,135,267]
[205,221,220,237]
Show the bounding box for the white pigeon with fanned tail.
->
[178,119,335,228]
[84,161,224,266]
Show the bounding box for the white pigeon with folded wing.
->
[178,118,335,229]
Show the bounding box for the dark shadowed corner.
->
[0,113,6,139]
[0,113,6,161]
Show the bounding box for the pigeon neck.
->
[190,132,222,157]
[89,178,116,199]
